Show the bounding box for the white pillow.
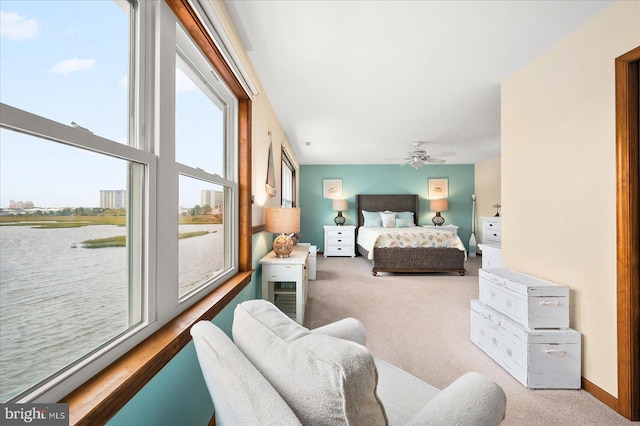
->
[380,211,397,228]
[232,300,387,426]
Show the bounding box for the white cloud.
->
[118,75,128,89]
[49,58,96,76]
[175,68,197,93]
[0,10,40,41]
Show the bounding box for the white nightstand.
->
[323,225,356,257]
[260,243,310,324]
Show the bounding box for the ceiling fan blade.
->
[399,158,414,166]
[425,157,446,164]
[431,151,456,157]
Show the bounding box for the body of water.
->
[0,223,221,402]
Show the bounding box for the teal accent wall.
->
[299,165,475,251]
[107,233,269,426]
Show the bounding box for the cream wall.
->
[501,0,639,397]
[474,156,501,245]
[207,1,300,230]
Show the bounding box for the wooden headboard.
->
[355,194,419,227]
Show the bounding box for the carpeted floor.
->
[303,254,635,425]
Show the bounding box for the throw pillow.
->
[396,217,413,228]
[232,300,388,426]
[362,210,383,227]
[395,211,416,226]
[380,211,396,228]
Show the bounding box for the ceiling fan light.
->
[410,158,423,169]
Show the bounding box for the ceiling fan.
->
[400,142,455,169]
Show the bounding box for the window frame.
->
[60,0,253,422]
[281,147,297,208]
[0,0,253,413]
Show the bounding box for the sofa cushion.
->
[190,321,301,425]
[233,300,387,426]
[374,357,440,425]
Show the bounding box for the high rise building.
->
[100,190,127,209]
[201,190,223,213]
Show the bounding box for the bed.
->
[355,194,466,276]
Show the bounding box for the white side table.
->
[323,225,356,257]
[260,243,310,324]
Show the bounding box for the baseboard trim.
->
[582,377,619,412]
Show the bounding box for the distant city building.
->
[100,190,127,209]
[9,200,34,209]
[201,190,223,213]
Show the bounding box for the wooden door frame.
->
[616,45,640,421]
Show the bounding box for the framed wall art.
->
[428,178,448,199]
[323,179,342,199]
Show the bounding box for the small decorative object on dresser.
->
[429,198,448,226]
[323,225,356,257]
[471,268,581,389]
[332,199,348,226]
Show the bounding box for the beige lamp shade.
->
[430,199,448,212]
[265,207,300,234]
[332,199,348,211]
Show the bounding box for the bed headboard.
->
[355,194,419,227]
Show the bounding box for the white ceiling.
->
[224,0,614,165]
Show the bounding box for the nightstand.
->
[323,225,356,257]
[260,243,310,324]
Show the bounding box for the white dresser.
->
[481,217,501,244]
[323,225,356,257]
[471,268,581,389]
[480,217,502,268]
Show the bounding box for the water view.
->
[0,220,221,402]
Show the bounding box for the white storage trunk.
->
[471,300,581,389]
[479,268,569,329]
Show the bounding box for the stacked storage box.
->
[471,268,581,389]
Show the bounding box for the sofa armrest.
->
[407,372,506,426]
[311,317,367,346]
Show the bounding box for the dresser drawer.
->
[471,300,581,389]
[325,245,353,256]
[326,229,351,238]
[327,236,353,245]
[482,219,501,231]
[483,228,501,242]
[262,264,304,282]
[479,269,569,329]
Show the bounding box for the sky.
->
[0,0,225,209]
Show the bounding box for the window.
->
[281,148,296,208]
[0,0,239,403]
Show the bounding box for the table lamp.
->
[430,199,448,226]
[332,199,348,226]
[265,207,300,257]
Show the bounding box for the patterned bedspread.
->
[357,226,467,260]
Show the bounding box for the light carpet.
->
[303,254,635,426]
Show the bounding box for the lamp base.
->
[432,212,445,226]
[334,211,346,226]
[273,234,293,257]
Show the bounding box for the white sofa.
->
[191,299,506,425]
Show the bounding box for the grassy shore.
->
[0,214,222,229]
[81,230,215,248]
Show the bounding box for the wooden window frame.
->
[61,1,253,423]
[281,147,297,208]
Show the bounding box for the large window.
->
[0,0,239,403]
